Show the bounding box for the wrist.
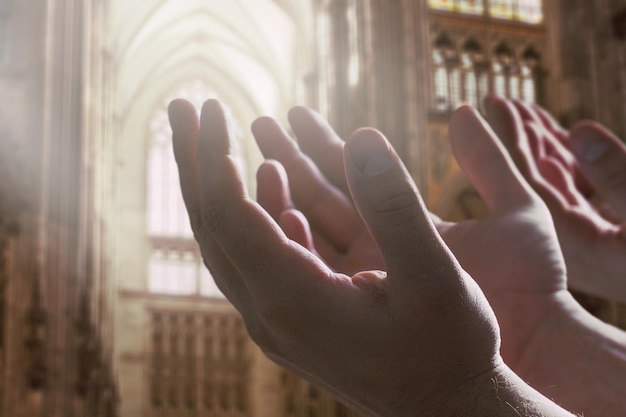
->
[511,291,626,415]
[419,360,574,417]
[492,289,571,371]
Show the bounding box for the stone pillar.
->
[400,0,431,191]
[556,0,626,138]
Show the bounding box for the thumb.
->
[570,122,626,219]
[343,128,459,290]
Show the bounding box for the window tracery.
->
[281,371,360,417]
[150,310,249,416]
[431,35,541,112]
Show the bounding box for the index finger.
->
[288,106,349,193]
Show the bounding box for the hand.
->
[484,95,626,303]
[253,105,626,416]
[168,98,570,417]
[253,105,567,369]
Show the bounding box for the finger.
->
[530,102,569,145]
[521,112,577,176]
[278,209,317,252]
[288,106,349,193]
[534,156,615,231]
[511,99,542,125]
[168,99,247,310]
[449,106,535,214]
[256,160,294,221]
[570,121,626,218]
[252,116,362,252]
[523,120,547,160]
[256,159,342,266]
[528,102,593,196]
[520,120,575,213]
[169,99,202,233]
[198,100,333,300]
[516,100,585,187]
[484,96,578,217]
[343,128,458,289]
[536,156,579,207]
[484,95,534,178]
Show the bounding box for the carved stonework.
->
[281,371,360,417]
[149,309,250,416]
[23,278,47,391]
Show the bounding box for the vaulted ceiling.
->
[109,0,315,130]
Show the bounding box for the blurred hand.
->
[484,95,626,303]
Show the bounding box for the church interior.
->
[1,0,626,416]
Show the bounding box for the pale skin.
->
[484,95,626,303]
[252,105,626,416]
[168,99,573,417]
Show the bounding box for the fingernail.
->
[348,129,393,175]
[570,134,609,163]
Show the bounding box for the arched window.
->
[461,38,485,108]
[433,49,450,111]
[431,37,542,110]
[461,53,478,107]
[432,33,460,112]
[146,80,226,298]
[493,42,516,98]
[521,46,541,103]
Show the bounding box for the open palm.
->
[254,106,569,371]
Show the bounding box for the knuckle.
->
[369,184,420,224]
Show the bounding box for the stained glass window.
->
[429,0,543,24]
[429,0,456,11]
[489,0,514,20]
[458,0,484,15]
[517,0,543,23]
[146,80,226,298]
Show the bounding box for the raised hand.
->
[254,105,567,364]
[254,105,626,416]
[168,98,571,417]
[484,95,626,303]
